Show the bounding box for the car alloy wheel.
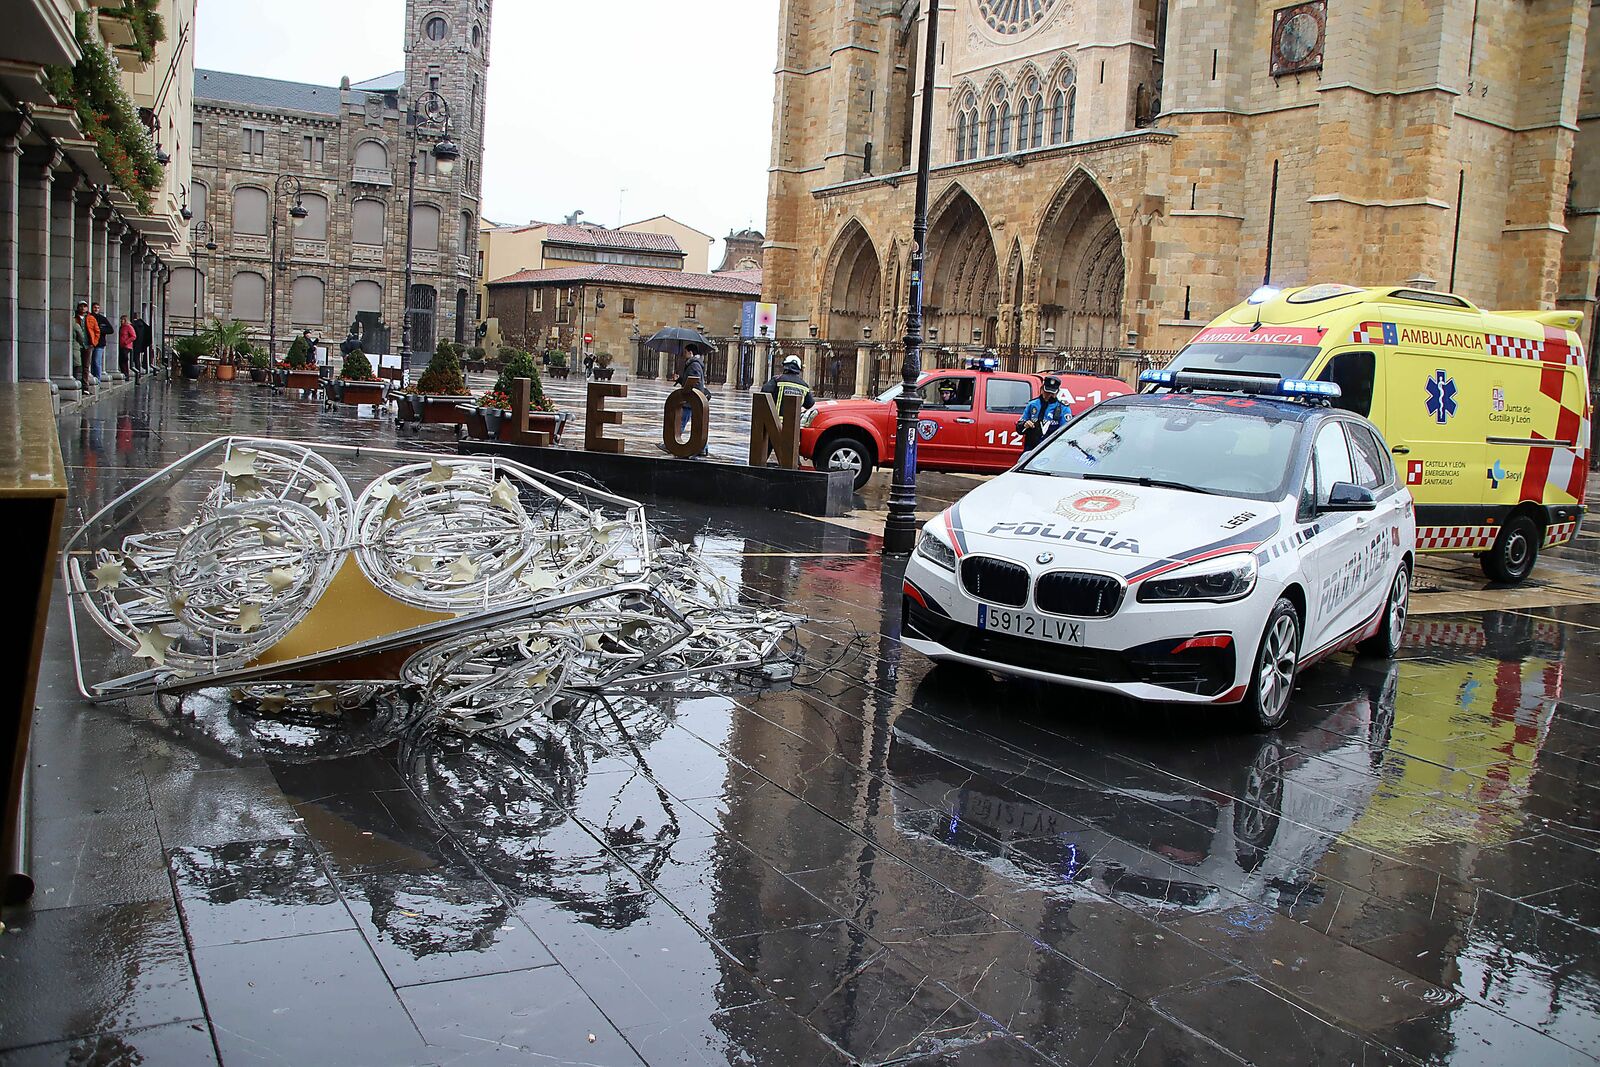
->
[1254,608,1299,728]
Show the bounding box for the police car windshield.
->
[1023,399,1302,500]
[1166,342,1320,380]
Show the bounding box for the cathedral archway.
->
[822,219,881,341]
[1033,172,1126,350]
[925,185,999,349]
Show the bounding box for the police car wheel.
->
[1481,515,1539,585]
[818,436,873,490]
[1241,599,1300,731]
[1358,562,1409,659]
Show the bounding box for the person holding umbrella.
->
[644,327,717,458]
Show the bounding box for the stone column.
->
[48,171,80,396]
[104,216,125,379]
[855,344,873,399]
[753,339,771,387]
[0,115,27,383]
[92,197,112,382]
[153,262,167,362]
[16,150,59,383]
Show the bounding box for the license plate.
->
[978,604,1086,645]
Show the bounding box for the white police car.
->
[902,370,1417,728]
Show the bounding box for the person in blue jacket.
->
[1017,375,1072,450]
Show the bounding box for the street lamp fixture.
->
[862,325,872,341]
[188,220,216,336]
[155,145,170,165]
[431,137,460,176]
[928,326,938,344]
[809,323,819,338]
[267,173,308,361]
[972,327,982,345]
[400,90,457,370]
[1043,326,1056,347]
[883,0,941,554]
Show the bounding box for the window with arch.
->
[189,180,207,224]
[291,276,325,324]
[998,102,1012,153]
[423,14,448,40]
[353,140,388,171]
[352,198,385,245]
[460,210,474,255]
[1019,76,1044,150]
[171,267,204,315]
[412,203,440,251]
[232,186,268,236]
[350,280,382,315]
[983,82,1007,156]
[231,271,266,321]
[954,90,979,162]
[298,192,329,242]
[471,23,481,48]
[1050,67,1077,145]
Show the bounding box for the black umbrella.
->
[642,327,717,356]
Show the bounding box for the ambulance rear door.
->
[1383,346,1490,531]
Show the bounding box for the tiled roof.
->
[719,269,764,286]
[194,69,351,116]
[350,70,404,91]
[487,264,761,297]
[541,224,683,255]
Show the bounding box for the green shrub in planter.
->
[249,348,271,371]
[285,334,311,368]
[415,339,469,395]
[340,349,375,380]
[491,348,555,412]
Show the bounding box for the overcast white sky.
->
[195,0,777,262]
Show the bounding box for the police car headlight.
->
[799,406,818,429]
[915,528,957,572]
[1137,552,1257,604]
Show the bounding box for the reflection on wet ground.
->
[5,378,1600,1065]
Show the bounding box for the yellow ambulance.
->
[1165,284,1589,583]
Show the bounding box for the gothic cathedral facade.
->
[183,0,492,360]
[764,0,1596,355]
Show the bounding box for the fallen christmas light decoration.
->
[62,437,800,733]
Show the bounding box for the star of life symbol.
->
[1425,369,1458,425]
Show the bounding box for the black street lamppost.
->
[266,174,308,361]
[883,0,940,554]
[400,91,459,370]
[188,220,216,336]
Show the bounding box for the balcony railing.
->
[352,167,393,187]
[351,243,385,267]
[293,238,329,260]
[233,234,268,256]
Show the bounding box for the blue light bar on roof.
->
[1277,378,1342,399]
[1139,369,1176,385]
[967,356,999,371]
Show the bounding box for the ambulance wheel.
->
[1358,562,1410,658]
[1241,598,1301,731]
[1481,515,1540,585]
[817,434,874,490]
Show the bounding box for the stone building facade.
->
[180,0,491,361]
[765,0,1596,357]
[487,264,760,359]
[1,0,196,393]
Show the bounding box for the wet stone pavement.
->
[4,377,1600,1065]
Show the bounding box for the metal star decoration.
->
[265,567,296,592]
[92,557,126,590]
[489,478,521,513]
[383,495,407,523]
[236,605,262,633]
[308,481,342,508]
[132,628,174,666]
[424,461,454,484]
[519,568,556,593]
[447,554,480,583]
[217,449,258,479]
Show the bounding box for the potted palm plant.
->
[248,347,271,384]
[174,334,208,380]
[204,318,249,382]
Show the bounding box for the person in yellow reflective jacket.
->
[763,354,816,413]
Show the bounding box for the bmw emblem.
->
[1036,552,1054,565]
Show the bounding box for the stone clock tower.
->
[403,0,493,350]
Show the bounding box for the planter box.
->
[463,408,570,443]
[283,369,321,393]
[249,368,268,383]
[396,393,473,430]
[337,381,386,407]
[216,363,236,381]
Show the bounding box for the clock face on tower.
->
[1270,0,1326,76]
[976,0,1060,36]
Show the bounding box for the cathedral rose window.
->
[976,0,1059,35]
